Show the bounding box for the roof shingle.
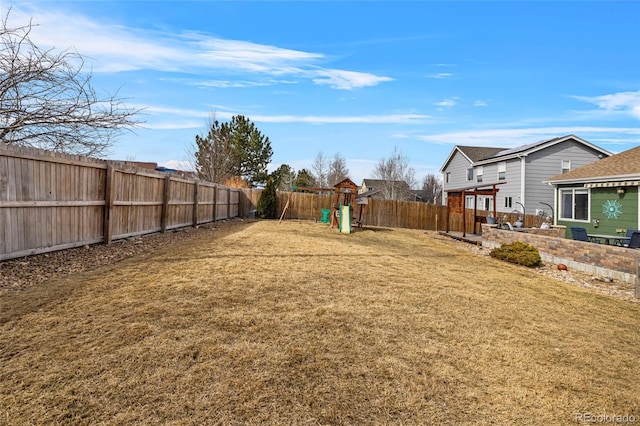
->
[456,146,504,162]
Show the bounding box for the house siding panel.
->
[557,186,639,237]
[525,140,606,215]
[477,160,522,215]
[442,151,472,204]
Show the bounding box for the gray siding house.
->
[439,135,611,218]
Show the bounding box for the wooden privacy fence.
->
[241,189,451,231]
[241,189,545,233]
[0,145,241,261]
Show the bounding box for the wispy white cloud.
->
[434,98,458,108]
[416,126,640,147]
[427,73,454,79]
[250,113,429,124]
[142,121,204,130]
[311,69,393,90]
[12,4,391,90]
[474,100,488,107]
[192,80,276,89]
[138,103,430,129]
[571,91,640,119]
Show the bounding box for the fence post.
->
[161,175,171,232]
[192,181,199,227]
[103,164,115,244]
[213,185,218,222]
[227,187,231,219]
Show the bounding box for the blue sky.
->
[7,1,640,184]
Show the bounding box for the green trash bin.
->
[320,208,331,223]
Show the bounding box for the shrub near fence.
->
[0,145,241,261]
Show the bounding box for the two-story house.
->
[439,135,612,218]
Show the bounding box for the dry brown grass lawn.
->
[1,220,639,425]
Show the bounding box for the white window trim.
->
[465,195,475,209]
[559,187,590,222]
[497,162,506,181]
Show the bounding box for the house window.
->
[445,172,451,183]
[465,196,475,208]
[476,166,483,183]
[467,168,474,181]
[484,197,491,210]
[560,188,589,221]
[497,162,506,180]
[504,197,512,209]
[561,160,571,174]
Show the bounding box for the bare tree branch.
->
[373,146,416,200]
[0,10,142,157]
[311,151,328,188]
[421,173,443,204]
[190,113,233,183]
[327,152,349,186]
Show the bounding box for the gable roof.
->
[439,146,503,172]
[334,177,359,189]
[546,145,640,184]
[477,134,611,164]
[456,146,505,162]
[439,134,612,172]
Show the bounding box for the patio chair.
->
[625,229,639,239]
[570,227,591,242]
[627,232,640,249]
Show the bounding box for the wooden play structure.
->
[330,178,359,232]
[276,178,374,232]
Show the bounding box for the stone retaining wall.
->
[482,224,640,286]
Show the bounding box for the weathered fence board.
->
[241,189,541,233]
[0,145,241,261]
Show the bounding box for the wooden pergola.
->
[445,182,505,237]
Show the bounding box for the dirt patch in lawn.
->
[1,220,639,424]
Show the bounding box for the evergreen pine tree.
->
[256,177,277,219]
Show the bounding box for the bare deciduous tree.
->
[373,146,416,200]
[189,114,233,184]
[0,10,141,157]
[311,151,328,188]
[421,173,443,204]
[327,152,349,186]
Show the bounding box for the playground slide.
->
[339,204,351,234]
